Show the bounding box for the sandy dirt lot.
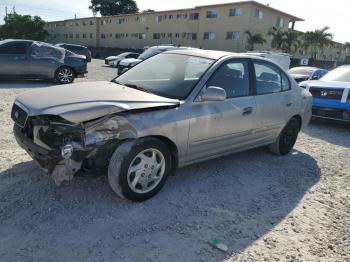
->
[0,60,349,262]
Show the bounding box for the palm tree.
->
[282,29,301,53]
[270,28,301,53]
[302,26,333,59]
[270,28,285,50]
[245,31,267,51]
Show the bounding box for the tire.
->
[108,138,172,201]
[55,66,75,84]
[269,118,300,155]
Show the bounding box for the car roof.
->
[56,43,87,48]
[290,66,319,70]
[165,49,250,60]
[0,39,34,45]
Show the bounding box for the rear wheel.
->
[269,118,300,155]
[108,138,172,201]
[55,66,75,84]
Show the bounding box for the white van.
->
[246,51,291,70]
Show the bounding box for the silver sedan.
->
[11,49,312,201]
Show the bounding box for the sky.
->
[0,0,349,43]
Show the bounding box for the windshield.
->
[321,67,350,82]
[138,48,165,60]
[113,53,214,99]
[288,67,314,76]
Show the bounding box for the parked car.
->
[105,52,139,67]
[246,51,291,70]
[11,49,312,201]
[299,65,350,122]
[117,45,192,75]
[289,66,328,83]
[56,43,92,62]
[0,39,87,84]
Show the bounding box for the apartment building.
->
[46,1,303,53]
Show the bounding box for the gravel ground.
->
[0,60,349,262]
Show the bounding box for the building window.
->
[82,21,86,26]
[153,33,161,39]
[136,16,146,23]
[183,13,188,19]
[64,34,68,39]
[176,14,181,19]
[175,33,180,38]
[169,15,173,19]
[167,33,173,38]
[118,18,125,24]
[189,13,199,20]
[76,33,79,38]
[139,33,146,39]
[203,32,215,40]
[229,7,243,16]
[254,8,263,19]
[187,33,197,40]
[90,20,94,25]
[161,33,166,38]
[75,22,79,26]
[206,10,218,18]
[69,22,73,27]
[226,31,240,40]
[69,33,73,38]
[101,34,106,39]
[276,17,284,28]
[82,33,86,38]
[90,33,94,39]
[155,15,162,23]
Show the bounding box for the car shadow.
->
[0,148,320,261]
[303,118,350,148]
[0,79,55,89]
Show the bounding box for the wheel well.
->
[292,115,302,130]
[150,135,179,176]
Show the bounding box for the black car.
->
[0,39,87,84]
[56,43,92,62]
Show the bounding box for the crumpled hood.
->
[15,81,179,123]
[300,80,350,89]
[119,58,142,66]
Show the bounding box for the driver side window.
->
[206,61,250,98]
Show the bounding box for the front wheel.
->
[269,118,300,155]
[55,66,75,84]
[108,138,172,201]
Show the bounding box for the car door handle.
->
[286,102,293,107]
[242,107,253,115]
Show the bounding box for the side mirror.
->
[311,75,320,80]
[198,86,227,102]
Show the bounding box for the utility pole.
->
[5,6,7,19]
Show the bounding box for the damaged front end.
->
[13,111,136,185]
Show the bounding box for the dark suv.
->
[56,43,92,62]
[0,39,87,84]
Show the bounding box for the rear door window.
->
[254,62,283,95]
[0,42,29,55]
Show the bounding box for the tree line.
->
[246,27,349,61]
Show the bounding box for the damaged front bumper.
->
[14,124,85,184]
[12,112,137,185]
